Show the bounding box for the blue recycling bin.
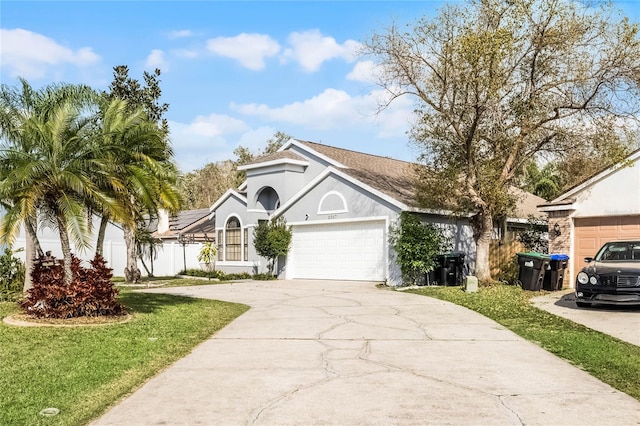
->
[543,254,570,291]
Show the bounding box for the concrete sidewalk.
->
[93,280,640,425]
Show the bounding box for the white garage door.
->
[288,220,386,281]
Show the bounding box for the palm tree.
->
[136,228,163,278]
[94,98,181,282]
[0,80,123,286]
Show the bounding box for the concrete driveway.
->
[532,290,640,347]
[93,280,640,425]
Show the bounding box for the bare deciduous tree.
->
[363,0,640,279]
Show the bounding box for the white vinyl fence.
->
[12,222,205,277]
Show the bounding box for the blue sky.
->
[2,1,639,172]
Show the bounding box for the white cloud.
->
[231,89,356,129]
[145,49,168,70]
[235,126,279,152]
[0,28,100,79]
[169,90,415,171]
[168,29,193,39]
[231,87,413,138]
[281,30,361,72]
[206,33,280,70]
[347,60,380,83]
[168,113,251,171]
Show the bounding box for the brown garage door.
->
[574,216,640,276]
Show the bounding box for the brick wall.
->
[548,211,571,255]
[547,210,572,288]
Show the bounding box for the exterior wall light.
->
[553,223,561,236]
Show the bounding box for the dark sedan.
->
[575,240,640,308]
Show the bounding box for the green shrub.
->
[179,269,252,281]
[253,217,292,275]
[0,247,25,302]
[197,242,217,264]
[390,212,450,285]
[495,255,520,285]
[252,273,277,281]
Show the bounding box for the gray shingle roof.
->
[296,140,418,207]
[295,140,545,219]
[169,208,210,231]
[153,208,213,240]
[248,150,307,165]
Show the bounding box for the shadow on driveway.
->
[532,290,640,346]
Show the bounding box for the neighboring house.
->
[538,149,640,286]
[210,138,545,286]
[152,208,215,243]
[151,208,215,274]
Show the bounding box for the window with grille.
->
[244,228,249,261]
[217,230,223,261]
[225,217,241,261]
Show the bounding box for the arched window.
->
[225,216,241,261]
[256,187,280,212]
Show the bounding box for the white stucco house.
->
[538,148,640,285]
[210,138,544,286]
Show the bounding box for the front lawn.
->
[0,290,248,426]
[407,284,640,401]
[116,276,231,289]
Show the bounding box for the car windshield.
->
[595,242,640,261]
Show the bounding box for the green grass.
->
[115,277,233,289]
[0,289,248,426]
[407,284,640,401]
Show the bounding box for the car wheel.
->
[576,301,592,308]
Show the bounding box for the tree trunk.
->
[95,214,109,257]
[473,210,494,281]
[23,218,43,292]
[24,218,44,258]
[140,256,153,278]
[55,214,74,286]
[23,231,35,292]
[123,224,140,283]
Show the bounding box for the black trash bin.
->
[516,252,551,291]
[435,253,466,286]
[543,254,570,291]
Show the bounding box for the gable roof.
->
[219,138,544,221]
[285,139,545,220]
[237,150,309,171]
[209,189,248,212]
[538,148,640,211]
[289,139,419,208]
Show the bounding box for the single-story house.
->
[538,149,640,286]
[210,138,545,286]
[153,207,215,243]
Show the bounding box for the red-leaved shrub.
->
[20,254,123,319]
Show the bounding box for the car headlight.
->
[589,276,599,285]
[577,272,589,285]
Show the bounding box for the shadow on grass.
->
[118,291,203,315]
